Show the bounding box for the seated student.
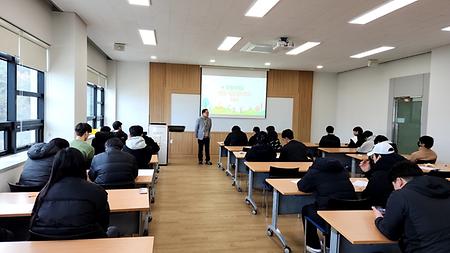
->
[359,142,406,207]
[0,227,14,241]
[30,148,111,240]
[248,126,260,146]
[347,126,364,148]
[89,138,139,187]
[244,131,276,162]
[298,158,357,252]
[112,121,128,144]
[374,135,399,153]
[122,125,153,169]
[266,126,282,152]
[19,138,69,187]
[318,126,341,148]
[278,129,309,162]
[224,125,248,146]
[409,135,437,164]
[373,161,450,253]
[356,130,375,153]
[91,126,113,155]
[70,123,95,165]
[143,131,160,154]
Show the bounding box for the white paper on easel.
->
[291,179,301,184]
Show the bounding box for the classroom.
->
[1,0,450,252]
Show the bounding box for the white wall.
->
[105,60,118,126]
[311,72,338,142]
[116,61,149,132]
[334,54,431,142]
[0,0,52,44]
[427,44,450,162]
[87,41,108,76]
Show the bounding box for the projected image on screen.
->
[201,68,267,118]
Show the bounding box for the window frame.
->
[0,52,44,157]
[86,83,104,129]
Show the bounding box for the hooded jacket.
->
[357,135,375,153]
[89,148,139,186]
[375,176,450,253]
[298,158,356,209]
[362,153,406,207]
[19,143,62,186]
[122,136,152,169]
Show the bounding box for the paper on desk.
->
[138,170,153,176]
[352,180,368,187]
[419,166,437,171]
[291,179,301,184]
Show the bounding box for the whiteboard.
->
[171,93,293,132]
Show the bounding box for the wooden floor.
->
[150,157,306,253]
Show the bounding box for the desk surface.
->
[419,163,450,172]
[218,141,224,146]
[265,178,368,196]
[224,146,251,152]
[0,236,154,253]
[135,169,154,185]
[150,154,158,164]
[303,142,319,148]
[346,153,368,160]
[318,210,395,245]
[0,189,149,218]
[245,161,313,173]
[319,147,358,154]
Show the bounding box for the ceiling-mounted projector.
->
[273,37,295,51]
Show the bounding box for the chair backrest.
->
[269,166,302,179]
[416,159,437,164]
[327,198,372,210]
[8,182,44,192]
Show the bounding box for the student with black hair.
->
[122,125,153,169]
[224,125,248,146]
[92,126,113,155]
[19,138,70,187]
[266,126,282,152]
[90,137,139,187]
[374,135,399,153]
[373,161,450,253]
[112,121,128,144]
[244,131,276,162]
[278,129,309,162]
[359,142,406,207]
[356,130,375,153]
[70,123,95,163]
[348,126,364,148]
[318,126,341,148]
[30,148,111,240]
[248,126,260,146]
[409,135,437,164]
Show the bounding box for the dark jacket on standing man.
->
[279,140,309,162]
[375,176,450,253]
[298,158,356,209]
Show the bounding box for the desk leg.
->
[245,170,258,215]
[233,158,242,192]
[351,158,356,177]
[225,151,233,176]
[139,210,150,236]
[218,146,222,169]
[322,152,326,158]
[267,190,290,252]
[329,227,341,253]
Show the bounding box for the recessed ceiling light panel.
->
[128,0,150,6]
[218,36,242,51]
[139,29,157,45]
[286,42,321,55]
[350,46,395,58]
[245,0,280,18]
[349,0,418,25]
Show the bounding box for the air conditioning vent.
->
[114,43,126,51]
[240,42,274,54]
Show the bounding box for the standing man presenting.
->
[195,109,212,165]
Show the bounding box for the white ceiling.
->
[52,0,450,72]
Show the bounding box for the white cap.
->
[367,141,395,156]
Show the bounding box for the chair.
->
[263,167,302,216]
[303,198,371,253]
[8,182,44,192]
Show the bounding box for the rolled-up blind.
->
[19,37,47,72]
[0,26,19,57]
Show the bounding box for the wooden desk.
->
[304,142,319,148]
[419,163,450,173]
[217,142,226,168]
[0,189,150,235]
[319,147,358,156]
[0,236,154,253]
[224,146,251,177]
[135,169,157,203]
[150,154,158,164]
[265,178,368,252]
[346,153,368,176]
[243,161,313,215]
[319,210,398,253]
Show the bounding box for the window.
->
[0,52,44,156]
[86,84,104,129]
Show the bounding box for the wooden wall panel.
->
[149,63,314,157]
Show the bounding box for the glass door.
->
[393,97,422,154]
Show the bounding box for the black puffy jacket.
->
[30,177,110,239]
[362,153,406,207]
[244,143,277,162]
[91,132,113,155]
[375,176,450,253]
[19,143,62,186]
[89,148,139,186]
[224,131,248,146]
[298,158,356,209]
[143,135,160,154]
